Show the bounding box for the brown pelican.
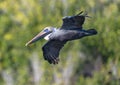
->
[26,11,97,64]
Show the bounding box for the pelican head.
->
[25,27,55,46]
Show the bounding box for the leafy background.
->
[0,0,120,85]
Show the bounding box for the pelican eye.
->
[44,29,49,32]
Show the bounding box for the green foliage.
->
[0,0,120,85]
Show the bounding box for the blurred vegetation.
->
[0,0,120,85]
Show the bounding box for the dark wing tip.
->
[76,11,84,16]
[46,53,59,64]
[42,40,65,65]
[43,53,60,64]
[76,11,92,18]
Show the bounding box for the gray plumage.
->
[26,11,97,64]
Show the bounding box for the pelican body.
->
[26,11,97,64]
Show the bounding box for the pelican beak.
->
[25,31,51,46]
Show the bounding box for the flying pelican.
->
[25,11,97,64]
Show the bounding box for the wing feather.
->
[60,17,85,30]
[42,40,66,64]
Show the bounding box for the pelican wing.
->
[42,40,66,64]
[60,12,87,30]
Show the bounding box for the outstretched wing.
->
[60,11,87,30]
[42,40,67,64]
